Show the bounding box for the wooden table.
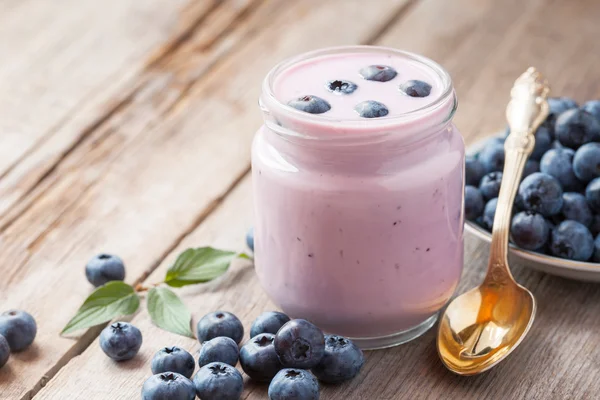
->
[1,0,600,398]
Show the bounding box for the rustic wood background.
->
[1,0,599,399]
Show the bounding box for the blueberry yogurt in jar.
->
[252,46,464,349]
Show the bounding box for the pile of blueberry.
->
[287,65,431,118]
[465,97,600,262]
[131,310,363,399]
[0,309,37,370]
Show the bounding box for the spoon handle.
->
[486,68,550,285]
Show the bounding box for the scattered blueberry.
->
[555,109,600,149]
[465,156,486,186]
[594,234,600,262]
[99,322,142,361]
[540,148,582,191]
[582,100,600,121]
[531,126,553,161]
[354,100,389,118]
[274,319,325,369]
[193,362,243,400]
[561,192,593,227]
[326,80,357,95]
[197,311,244,344]
[0,310,37,352]
[268,369,319,400]
[0,335,9,369]
[398,80,432,97]
[359,65,397,82]
[85,254,125,287]
[518,173,563,216]
[479,172,503,200]
[246,227,254,252]
[240,333,282,382]
[311,335,364,384]
[250,311,291,338]
[465,186,484,221]
[288,96,331,114]
[482,198,498,231]
[510,211,549,250]
[198,336,239,368]
[523,160,540,178]
[151,346,195,379]
[573,142,600,183]
[550,220,594,261]
[478,140,505,173]
[142,372,196,400]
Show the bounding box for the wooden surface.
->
[1,0,600,399]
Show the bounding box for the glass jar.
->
[252,46,464,349]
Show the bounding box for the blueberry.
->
[555,108,600,149]
[311,335,364,384]
[593,234,600,262]
[550,220,594,261]
[354,100,388,118]
[359,65,397,82]
[268,369,319,400]
[151,346,195,379]
[197,311,244,344]
[523,160,540,178]
[531,126,553,161]
[573,142,600,183]
[288,96,331,114]
[85,254,126,287]
[250,311,291,338]
[591,215,600,236]
[540,148,582,191]
[246,227,254,252]
[99,322,142,361]
[326,80,357,95]
[240,333,282,382]
[561,192,593,227]
[551,140,564,150]
[546,97,578,129]
[0,335,9,369]
[398,80,432,97]
[0,310,37,352]
[464,186,484,221]
[478,141,505,173]
[479,172,503,200]
[274,319,325,369]
[482,198,498,231]
[193,362,243,400]
[518,173,563,217]
[465,156,486,186]
[510,211,549,250]
[587,177,600,213]
[142,372,196,400]
[582,100,600,121]
[198,336,239,368]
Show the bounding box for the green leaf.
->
[147,287,194,338]
[61,281,140,335]
[238,252,252,260]
[165,247,236,287]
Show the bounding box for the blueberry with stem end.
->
[359,65,397,82]
[151,346,196,379]
[354,100,388,118]
[268,369,319,400]
[99,321,142,361]
[193,362,243,400]
[518,173,563,217]
[274,319,325,369]
[479,172,503,201]
[85,253,125,287]
[399,80,432,97]
[240,333,282,382]
[550,220,594,261]
[288,96,331,114]
[510,211,550,251]
[142,372,196,400]
[326,80,357,95]
[197,311,244,344]
[311,335,364,383]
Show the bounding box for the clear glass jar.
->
[252,46,464,349]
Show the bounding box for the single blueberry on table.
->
[326,80,357,95]
[530,126,553,161]
[523,160,540,179]
[311,335,364,384]
[540,148,582,192]
[268,369,320,400]
[142,372,196,400]
[482,198,498,231]
[151,346,196,379]
[274,319,325,369]
[550,220,594,261]
[465,156,486,186]
[85,253,125,287]
[250,311,291,338]
[99,321,142,361]
[478,140,505,173]
[197,311,244,344]
[586,177,600,212]
[573,142,600,183]
[198,336,239,368]
[193,362,243,400]
[464,186,484,221]
[593,234,600,262]
[0,310,37,352]
[518,173,563,217]
[288,95,331,114]
[398,80,432,97]
[359,65,397,82]
[240,333,283,382]
[0,335,9,369]
[561,192,593,227]
[555,108,600,149]
[510,211,549,251]
[582,100,600,121]
[246,227,254,252]
[354,100,389,118]
[479,172,503,201]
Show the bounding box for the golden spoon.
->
[437,67,550,375]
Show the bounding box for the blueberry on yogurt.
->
[326,80,357,94]
[359,65,397,82]
[399,80,432,98]
[354,100,389,118]
[288,95,331,114]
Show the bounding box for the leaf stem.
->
[135,282,162,292]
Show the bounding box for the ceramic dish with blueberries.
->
[465,97,600,282]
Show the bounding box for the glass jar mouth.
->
[260,45,456,140]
